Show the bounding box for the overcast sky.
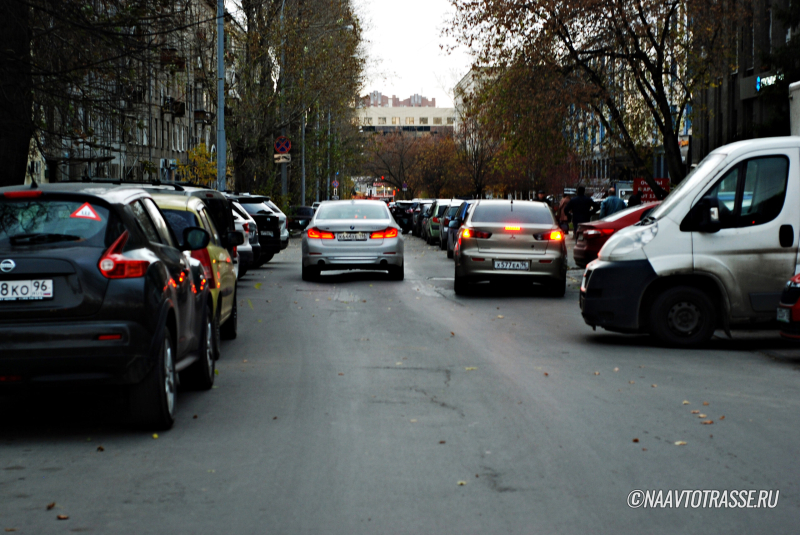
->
[355,0,474,108]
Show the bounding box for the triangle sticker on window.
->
[71,202,102,221]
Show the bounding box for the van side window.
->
[704,156,789,229]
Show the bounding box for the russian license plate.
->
[260,230,273,237]
[0,280,54,301]
[493,260,529,271]
[777,307,791,323]
[337,232,367,241]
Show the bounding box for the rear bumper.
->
[0,320,153,384]
[456,249,567,282]
[579,259,657,332]
[259,235,282,255]
[302,237,404,269]
[239,248,254,268]
[572,244,597,268]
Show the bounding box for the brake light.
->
[97,334,122,341]
[534,230,564,241]
[504,226,521,231]
[461,228,492,239]
[307,227,335,239]
[191,247,216,288]
[583,228,615,238]
[243,222,249,233]
[4,190,43,199]
[370,227,398,239]
[98,231,150,279]
[432,217,439,223]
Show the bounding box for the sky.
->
[355,0,474,108]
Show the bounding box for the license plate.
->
[337,232,367,241]
[493,260,529,271]
[777,307,791,323]
[260,231,273,237]
[0,280,54,301]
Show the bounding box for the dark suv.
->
[0,183,225,429]
[225,194,282,266]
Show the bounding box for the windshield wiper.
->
[9,233,83,245]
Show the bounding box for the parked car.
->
[439,204,460,250]
[0,183,228,429]
[424,199,453,245]
[288,206,316,231]
[777,273,800,339]
[225,194,282,266]
[153,193,240,347]
[391,201,417,234]
[301,200,404,281]
[581,137,800,346]
[262,199,289,249]
[230,205,255,277]
[413,202,432,237]
[454,199,567,296]
[573,202,660,268]
[445,200,477,259]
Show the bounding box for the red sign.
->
[70,202,101,221]
[274,136,291,154]
[633,178,670,203]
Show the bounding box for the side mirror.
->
[227,231,245,247]
[182,227,210,251]
[697,196,721,233]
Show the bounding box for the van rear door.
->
[691,150,799,319]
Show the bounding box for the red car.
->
[777,274,800,339]
[573,202,660,268]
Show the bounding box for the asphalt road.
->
[2,234,800,534]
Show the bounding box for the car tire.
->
[454,274,468,295]
[302,264,320,281]
[181,306,215,390]
[549,277,567,297]
[129,324,176,430]
[239,264,248,278]
[649,286,717,347]
[220,290,238,340]
[389,263,404,281]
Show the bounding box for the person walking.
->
[536,190,553,210]
[627,190,642,207]
[565,186,599,239]
[556,193,571,234]
[599,186,626,218]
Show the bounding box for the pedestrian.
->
[536,190,553,210]
[564,186,599,238]
[627,190,642,207]
[598,186,626,218]
[556,193,571,235]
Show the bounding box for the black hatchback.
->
[0,183,215,429]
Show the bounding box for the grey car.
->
[453,200,567,296]
[301,200,404,281]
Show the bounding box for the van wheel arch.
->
[639,275,727,332]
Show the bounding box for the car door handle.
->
[780,225,794,248]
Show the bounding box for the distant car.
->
[439,204,460,250]
[454,199,567,296]
[445,200,477,258]
[390,201,417,234]
[225,194,282,266]
[0,183,221,429]
[231,202,261,274]
[413,202,432,237]
[262,199,289,249]
[312,201,321,210]
[288,206,316,231]
[301,200,404,281]
[573,202,660,268]
[424,199,453,245]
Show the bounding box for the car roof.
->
[0,182,150,204]
[149,193,197,211]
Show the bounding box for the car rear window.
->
[316,203,389,220]
[471,202,553,224]
[0,197,114,248]
[162,209,200,247]
[241,203,273,215]
[436,205,450,216]
[446,205,459,216]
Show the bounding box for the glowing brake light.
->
[504,226,521,231]
[3,190,43,199]
[583,228,615,238]
[307,227,335,239]
[98,231,150,279]
[534,230,564,241]
[461,228,492,239]
[370,227,399,239]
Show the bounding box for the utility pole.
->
[301,110,306,205]
[327,110,331,200]
[315,112,320,202]
[216,0,226,191]
[279,0,287,196]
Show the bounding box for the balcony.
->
[162,97,186,117]
[160,48,187,70]
[194,109,215,124]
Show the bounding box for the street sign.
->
[274,136,291,154]
[331,195,339,200]
[274,154,291,163]
[332,180,339,188]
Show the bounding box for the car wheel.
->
[129,324,176,430]
[649,286,716,347]
[302,264,320,281]
[389,263,404,281]
[181,307,215,390]
[548,277,567,297]
[220,291,238,340]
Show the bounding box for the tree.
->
[412,134,459,198]
[453,103,502,198]
[363,132,422,196]
[447,0,740,195]
[178,143,216,186]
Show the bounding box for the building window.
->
[378,117,387,125]
[405,117,414,125]
[363,117,373,125]
[419,117,428,125]
[446,117,455,125]
[433,117,442,125]
[392,117,400,125]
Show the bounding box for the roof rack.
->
[80,177,185,191]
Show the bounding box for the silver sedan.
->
[301,200,404,281]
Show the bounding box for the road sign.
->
[332,180,339,188]
[274,136,291,154]
[402,182,408,192]
[274,154,291,163]
[331,195,339,200]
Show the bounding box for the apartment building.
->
[355,92,455,135]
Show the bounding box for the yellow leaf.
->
[594,371,600,375]
[465,367,477,371]
[214,369,219,375]
[682,400,690,405]
[497,315,504,319]
[152,433,159,439]
[254,283,262,289]
[674,441,687,446]
[457,481,467,486]
[247,299,254,310]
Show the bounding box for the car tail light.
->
[432,217,439,223]
[583,228,615,238]
[0,375,22,382]
[504,226,521,231]
[308,227,335,239]
[3,190,43,199]
[97,334,122,341]
[191,246,216,289]
[98,231,150,279]
[406,209,413,214]
[370,227,398,239]
[243,222,249,233]
[461,228,492,239]
[534,230,564,241]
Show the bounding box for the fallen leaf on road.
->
[698,413,707,418]
[457,481,466,486]
[152,434,158,439]
[254,283,262,290]
[594,371,600,376]
[208,469,215,473]
[214,369,219,375]
[293,301,298,304]
[497,315,504,319]
[5,528,17,532]
[193,415,198,419]
[629,381,635,384]
[465,367,477,371]
[701,420,713,425]
[651,384,657,388]
[719,415,725,420]
[450,332,455,336]
[409,419,417,423]
[47,503,55,510]
[439,440,446,444]
[247,299,254,310]
[96,446,104,452]
[362,300,366,303]
[273,416,278,420]
[338,373,344,376]
[674,441,687,446]
[57,515,69,520]
[544,372,549,377]
[243,359,248,363]
[369,284,373,287]
[632,438,639,443]
[703,401,709,406]
[691,410,700,414]
[642,448,648,451]
[682,400,690,405]
[613,367,619,372]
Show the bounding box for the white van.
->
[580,136,800,346]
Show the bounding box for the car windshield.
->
[241,202,273,215]
[316,203,389,220]
[649,153,727,220]
[0,198,112,248]
[471,202,553,224]
[161,209,199,247]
